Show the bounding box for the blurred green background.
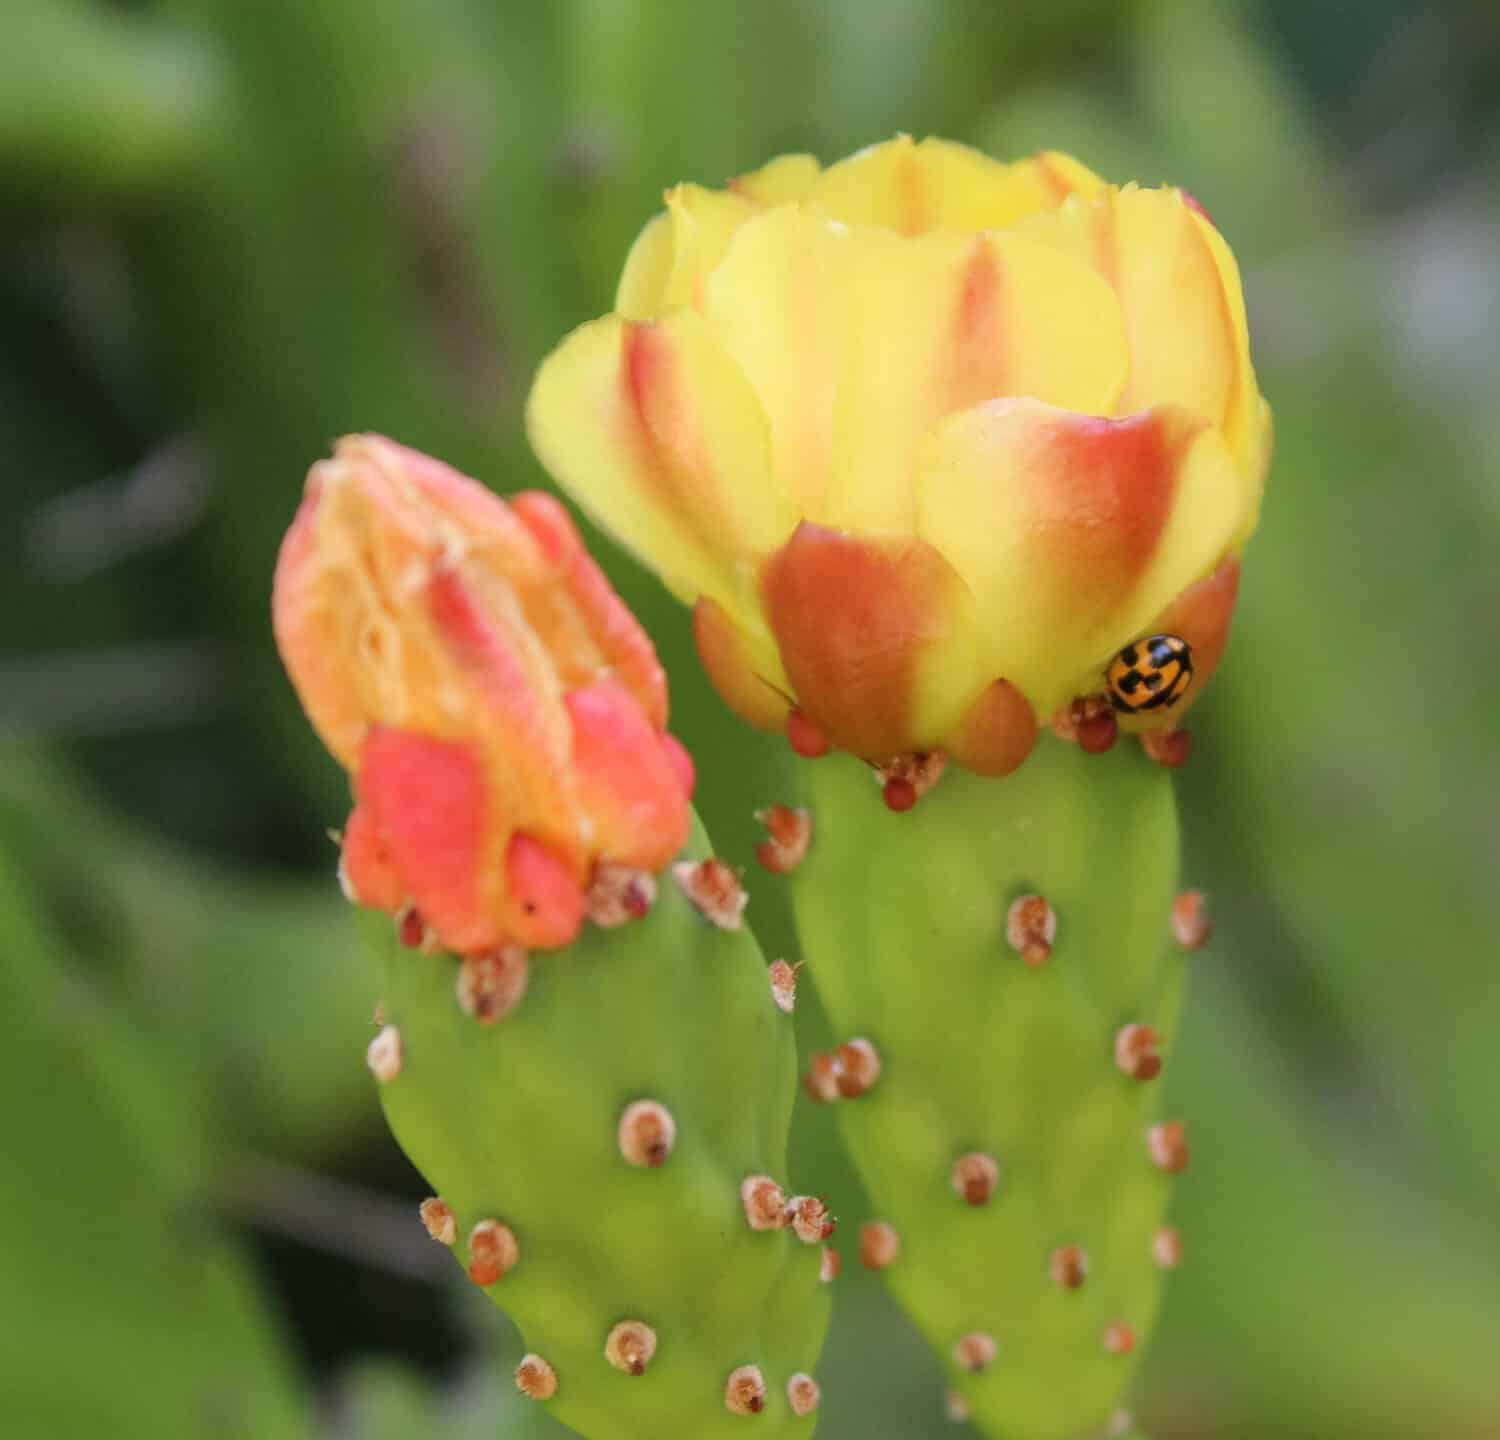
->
[4,0,1499,1436]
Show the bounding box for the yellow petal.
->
[526,310,795,627]
[616,212,675,321]
[1190,207,1271,536]
[823,229,1130,530]
[730,152,821,205]
[916,397,1244,716]
[1019,186,1239,425]
[810,135,1103,236]
[701,204,891,516]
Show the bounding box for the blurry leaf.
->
[0,0,223,199]
[0,740,379,1159]
[0,832,310,1438]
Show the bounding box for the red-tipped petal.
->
[692,595,792,734]
[502,834,585,949]
[565,682,692,869]
[761,522,976,760]
[359,727,503,955]
[949,678,1040,777]
[659,731,696,801]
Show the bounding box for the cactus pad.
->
[789,739,1186,1439]
[366,817,829,1439]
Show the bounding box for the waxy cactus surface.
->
[368,819,829,1438]
[788,739,1185,1439]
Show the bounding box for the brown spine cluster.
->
[672,857,748,930]
[754,805,813,873]
[455,944,530,1024]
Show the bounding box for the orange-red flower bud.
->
[273,435,693,955]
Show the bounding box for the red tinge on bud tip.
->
[271,436,691,959]
[786,708,831,758]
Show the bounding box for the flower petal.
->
[693,595,792,733]
[701,204,892,517]
[823,229,1130,530]
[761,522,978,759]
[359,727,505,954]
[916,397,1243,716]
[527,309,796,627]
[1018,185,1259,497]
[565,680,691,868]
[810,135,1103,236]
[730,152,821,205]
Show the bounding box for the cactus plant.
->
[272,435,829,1436]
[787,739,1186,1438]
[527,135,1269,1436]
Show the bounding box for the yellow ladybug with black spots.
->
[1105,634,1193,715]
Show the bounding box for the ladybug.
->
[1105,634,1193,715]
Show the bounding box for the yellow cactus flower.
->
[273,435,694,956]
[527,135,1270,775]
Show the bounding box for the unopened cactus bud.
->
[272,436,693,959]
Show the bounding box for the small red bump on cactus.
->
[397,907,428,950]
[1153,1225,1184,1269]
[882,776,917,811]
[1103,1320,1138,1355]
[953,1332,997,1373]
[1142,727,1192,767]
[834,1037,882,1098]
[787,1373,821,1417]
[672,857,748,930]
[617,1099,677,1168]
[272,435,689,957]
[1147,1121,1191,1173]
[1049,1244,1089,1289]
[741,1175,789,1231]
[767,958,801,1013]
[468,1218,519,1286]
[724,1365,767,1415]
[1114,1023,1164,1081]
[515,1354,558,1400]
[951,1152,1000,1206]
[804,1051,841,1104]
[1006,894,1057,967]
[819,1247,841,1283]
[366,1024,403,1082]
[418,1197,456,1245]
[604,1320,658,1376]
[787,1195,835,1244]
[1172,889,1214,950]
[786,707,831,757]
[455,944,530,1025]
[584,863,658,928]
[860,1221,900,1270]
[754,804,813,874]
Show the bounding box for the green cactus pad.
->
[789,739,1185,1440]
[365,817,829,1440]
